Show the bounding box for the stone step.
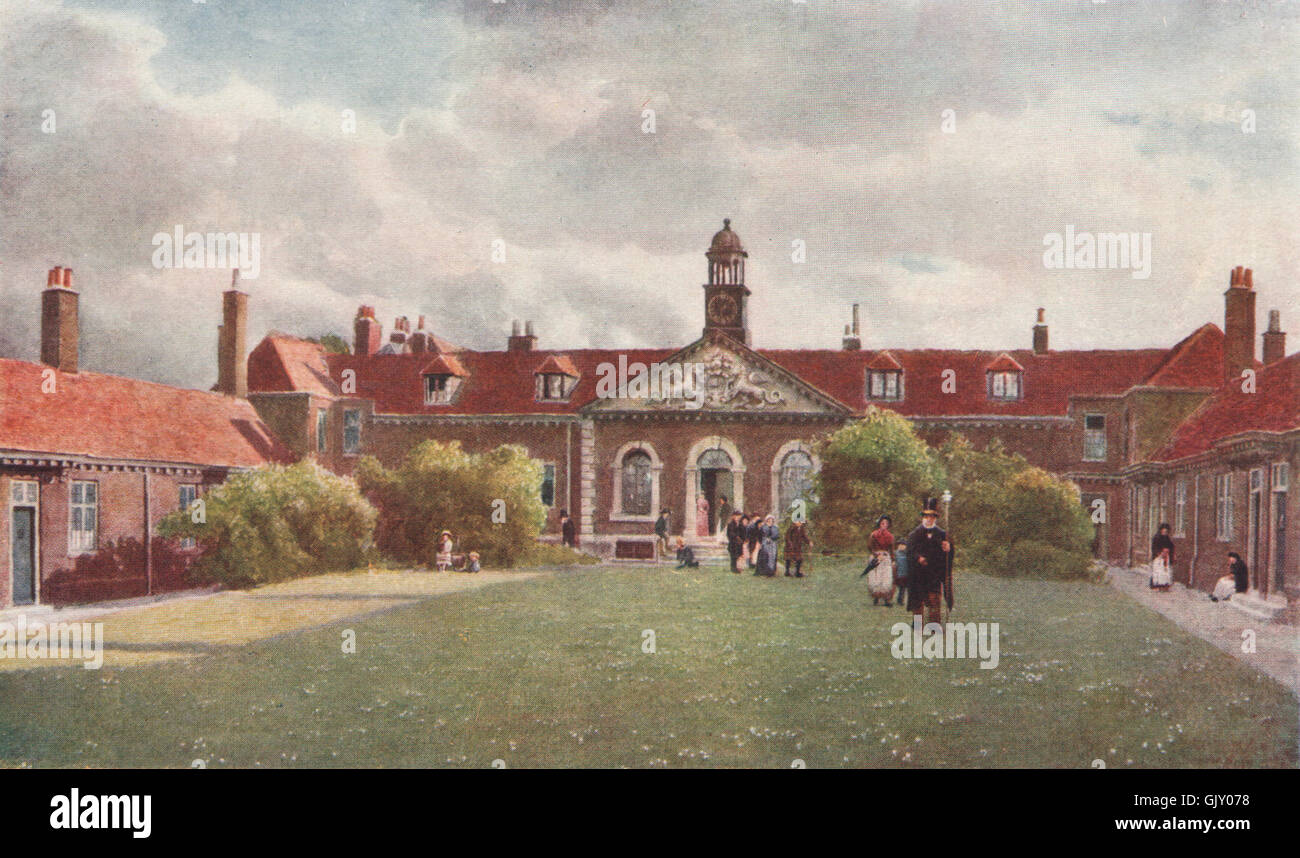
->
[1227,592,1288,624]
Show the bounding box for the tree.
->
[810,407,945,552]
[355,441,548,568]
[317,333,351,354]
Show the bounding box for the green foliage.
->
[316,333,351,354]
[810,407,945,552]
[157,462,377,588]
[523,543,602,567]
[935,435,1095,579]
[355,441,548,568]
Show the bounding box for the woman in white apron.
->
[1149,523,1174,590]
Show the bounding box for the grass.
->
[0,560,1294,768]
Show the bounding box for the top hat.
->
[920,497,941,516]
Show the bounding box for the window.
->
[988,371,1022,401]
[316,409,328,453]
[424,374,453,405]
[1174,480,1187,537]
[1216,473,1233,541]
[179,485,198,549]
[620,450,653,516]
[866,370,902,401]
[536,373,569,401]
[778,450,815,514]
[540,463,556,507]
[1136,486,1147,538]
[343,409,362,455]
[1148,485,1162,537]
[1083,414,1106,461]
[1273,462,1289,491]
[69,480,97,553]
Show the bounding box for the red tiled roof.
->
[866,350,902,371]
[759,348,1174,417]
[536,354,580,377]
[985,352,1025,372]
[253,331,1223,419]
[1152,351,1300,461]
[1138,323,1225,388]
[421,354,468,377]
[0,359,292,467]
[248,335,340,397]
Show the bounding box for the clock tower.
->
[703,219,750,345]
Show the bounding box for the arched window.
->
[778,450,815,514]
[621,450,653,516]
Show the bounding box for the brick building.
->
[244,222,1295,617]
[0,268,290,608]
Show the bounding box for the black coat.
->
[1230,558,1249,592]
[905,524,954,608]
[745,521,760,546]
[726,518,745,550]
[561,518,576,547]
[1151,533,1175,562]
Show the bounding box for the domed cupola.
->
[703,218,751,345]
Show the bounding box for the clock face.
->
[707,294,739,325]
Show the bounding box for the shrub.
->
[355,441,548,568]
[936,435,1094,579]
[810,407,945,552]
[157,462,377,588]
[522,544,602,567]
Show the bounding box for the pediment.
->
[582,332,851,416]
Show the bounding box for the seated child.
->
[465,551,481,574]
[675,537,699,569]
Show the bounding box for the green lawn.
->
[0,560,1294,768]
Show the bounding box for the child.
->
[674,537,699,569]
[894,543,910,610]
[1209,573,1234,602]
[465,551,481,574]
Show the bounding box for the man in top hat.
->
[904,497,954,626]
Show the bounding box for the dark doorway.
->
[1273,490,1287,596]
[11,506,36,605]
[699,469,733,536]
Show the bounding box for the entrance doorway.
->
[11,507,36,606]
[1248,468,1263,593]
[697,449,733,538]
[1272,464,1288,597]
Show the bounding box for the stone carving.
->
[703,351,783,409]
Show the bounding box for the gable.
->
[582,332,852,416]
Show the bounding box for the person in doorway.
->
[1228,551,1249,593]
[560,510,576,548]
[1150,523,1174,590]
[696,494,711,538]
[716,494,731,539]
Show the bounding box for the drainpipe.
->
[1190,474,1200,589]
[143,471,153,595]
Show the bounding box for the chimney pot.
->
[1224,266,1257,382]
[1262,308,1287,366]
[40,267,79,372]
[62,268,73,289]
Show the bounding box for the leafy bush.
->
[935,435,1094,579]
[157,462,377,587]
[355,441,547,568]
[810,407,946,552]
[523,543,602,567]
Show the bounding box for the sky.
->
[2,0,1297,389]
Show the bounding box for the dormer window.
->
[985,353,1025,401]
[533,354,579,403]
[420,354,467,406]
[865,351,904,401]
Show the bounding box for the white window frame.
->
[866,369,903,401]
[1216,473,1233,542]
[342,409,362,455]
[1082,413,1107,462]
[316,409,328,453]
[540,462,556,508]
[179,484,199,550]
[424,374,453,405]
[1173,479,1187,537]
[69,480,98,555]
[988,371,1022,401]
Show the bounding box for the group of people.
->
[858,498,955,625]
[1149,522,1251,602]
[722,511,812,577]
[433,530,481,573]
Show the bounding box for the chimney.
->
[1032,307,1049,355]
[41,265,79,373]
[216,271,248,398]
[1224,266,1257,384]
[353,305,382,356]
[508,319,537,352]
[841,304,861,351]
[1262,309,1286,366]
